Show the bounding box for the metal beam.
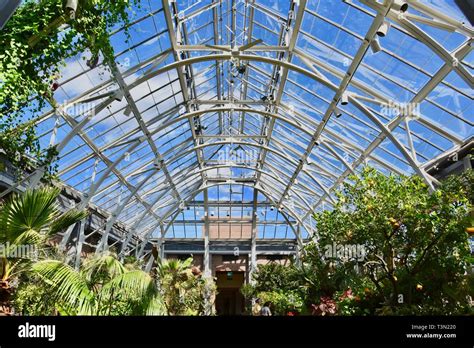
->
[249,188,258,284]
[203,188,211,277]
[162,0,207,188]
[303,20,473,220]
[107,59,183,205]
[350,94,438,191]
[276,0,395,210]
[0,94,117,198]
[132,181,307,258]
[95,169,157,253]
[0,0,21,29]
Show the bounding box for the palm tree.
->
[157,257,214,315]
[32,252,165,315]
[0,187,87,315]
[157,257,193,315]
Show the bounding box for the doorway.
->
[215,271,245,315]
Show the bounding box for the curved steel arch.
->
[56,54,439,256]
[95,168,158,254]
[113,103,402,184]
[161,140,301,174]
[54,92,413,209]
[152,163,315,220]
[110,154,335,229]
[128,180,310,260]
[149,105,314,139]
[49,104,316,212]
[127,54,435,188]
[129,167,313,236]
[129,53,337,98]
[87,99,403,206]
[88,92,425,227]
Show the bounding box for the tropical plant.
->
[240,283,256,313]
[240,283,256,301]
[241,262,306,315]
[299,244,359,304]
[257,290,305,316]
[309,168,473,314]
[157,257,215,315]
[250,262,301,294]
[31,252,164,315]
[12,279,58,316]
[0,0,142,174]
[0,187,87,246]
[235,169,473,316]
[311,296,337,316]
[333,286,380,316]
[0,187,87,314]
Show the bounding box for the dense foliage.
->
[243,169,473,315]
[28,253,165,315]
[157,258,217,316]
[240,263,306,315]
[1,188,215,316]
[12,280,58,315]
[0,0,141,173]
[0,187,87,314]
[310,168,473,315]
[249,262,301,293]
[13,253,217,316]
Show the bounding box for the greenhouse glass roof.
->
[11,0,473,246]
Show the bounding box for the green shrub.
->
[257,290,304,315]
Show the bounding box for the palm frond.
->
[81,252,125,284]
[0,257,21,281]
[99,269,160,314]
[48,209,88,236]
[33,260,94,315]
[180,257,193,269]
[6,258,33,279]
[1,187,61,243]
[158,257,193,277]
[145,295,166,315]
[100,269,156,301]
[11,228,43,246]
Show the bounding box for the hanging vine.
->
[0,0,141,176]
